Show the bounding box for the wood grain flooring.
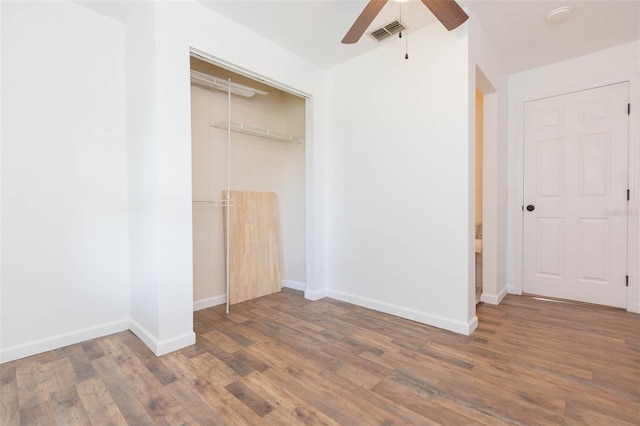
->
[1,290,639,425]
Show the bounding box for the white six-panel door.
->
[523,83,629,308]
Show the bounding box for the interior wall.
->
[282,95,307,286]
[124,1,163,349]
[190,62,306,309]
[326,23,475,334]
[468,12,509,307]
[131,0,327,354]
[475,88,484,227]
[507,41,640,312]
[0,0,4,358]
[0,1,129,362]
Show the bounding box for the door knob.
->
[526,205,535,212]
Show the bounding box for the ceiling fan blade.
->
[421,0,469,31]
[342,0,388,44]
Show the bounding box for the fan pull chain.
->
[404,2,409,59]
[398,2,403,38]
[405,35,409,60]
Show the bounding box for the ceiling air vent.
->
[369,20,407,42]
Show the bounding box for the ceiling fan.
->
[342,0,469,44]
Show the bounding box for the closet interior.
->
[190,56,306,312]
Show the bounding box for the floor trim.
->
[129,319,196,356]
[304,288,327,301]
[193,294,226,311]
[326,289,478,335]
[281,280,306,292]
[0,319,129,364]
[481,286,508,305]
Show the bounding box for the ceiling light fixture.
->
[545,6,573,24]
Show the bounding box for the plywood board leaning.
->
[224,191,281,304]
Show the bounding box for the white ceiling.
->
[199,0,439,68]
[199,0,640,72]
[468,0,640,73]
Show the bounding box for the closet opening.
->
[189,54,307,313]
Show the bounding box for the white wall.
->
[126,0,327,353]
[468,12,509,307]
[0,0,5,362]
[326,23,475,334]
[0,1,129,362]
[507,41,640,312]
[0,0,4,360]
[282,95,308,288]
[124,2,162,349]
[191,83,306,309]
[0,0,327,361]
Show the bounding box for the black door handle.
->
[526,205,535,212]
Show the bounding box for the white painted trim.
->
[304,288,327,301]
[625,72,640,314]
[190,49,311,99]
[193,295,226,311]
[281,280,306,291]
[326,289,478,336]
[128,318,159,355]
[155,332,196,356]
[481,286,508,305]
[0,319,129,364]
[507,285,521,295]
[129,318,196,357]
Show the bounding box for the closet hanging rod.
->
[190,70,268,98]
[192,199,233,207]
[214,121,304,144]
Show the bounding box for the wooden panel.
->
[224,191,281,304]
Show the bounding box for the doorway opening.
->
[474,65,502,310]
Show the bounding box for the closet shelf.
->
[214,121,303,144]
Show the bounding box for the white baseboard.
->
[326,289,478,336]
[129,318,195,357]
[636,302,640,314]
[481,286,508,305]
[155,331,196,356]
[281,280,306,291]
[193,294,226,311]
[0,319,129,364]
[507,285,522,295]
[304,288,327,301]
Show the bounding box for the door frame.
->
[510,78,639,313]
[188,47,318,302]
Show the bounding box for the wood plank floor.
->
[1,290,639,425]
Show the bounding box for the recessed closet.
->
[190,56,306,312]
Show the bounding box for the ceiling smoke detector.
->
[545,6,573,24]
